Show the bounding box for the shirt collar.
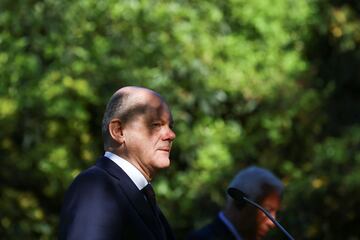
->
[104,151,148,190]
[218,211,243,240]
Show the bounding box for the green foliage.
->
[0,0,359,239]
[284,127,360,239]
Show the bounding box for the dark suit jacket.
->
[187,215,237,240]
[59,156,174,240]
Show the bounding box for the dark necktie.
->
[142,184,168,239]
[142,184,158,215]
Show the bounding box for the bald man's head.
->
[101,86,171,149]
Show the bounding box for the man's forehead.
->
[262,193,281,208]
[142,102,172,120]
[122,98,172,123]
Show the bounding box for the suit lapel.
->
[96,156,166,240]
[159,210,175,240]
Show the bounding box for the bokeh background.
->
[1,0,360,239]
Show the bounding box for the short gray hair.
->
[228,166,284,202]
[101,91,128,148]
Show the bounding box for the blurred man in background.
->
[59,86,176,240]
[188,166,284,240]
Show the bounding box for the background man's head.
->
[225,166,284,240]
[101,86,176,180]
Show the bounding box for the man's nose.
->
[164,126,176,141]
[267,212,277,228]
[267,218,275,228]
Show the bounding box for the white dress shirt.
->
[104,151,148,190]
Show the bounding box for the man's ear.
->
[108,119,125,144]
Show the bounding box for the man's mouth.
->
[158,147,170,152]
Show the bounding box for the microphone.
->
[227,187,295,240]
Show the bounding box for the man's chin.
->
[156,158,171,169]
[256,231,267,240]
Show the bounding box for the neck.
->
[106,149,154,181]
[224,205,257,240]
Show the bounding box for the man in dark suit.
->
[59,86,176,239]
[188,166,284,240]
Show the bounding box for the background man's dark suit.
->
[188,166,284,240]
[187,216,236,240]
[59,156,174,240]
